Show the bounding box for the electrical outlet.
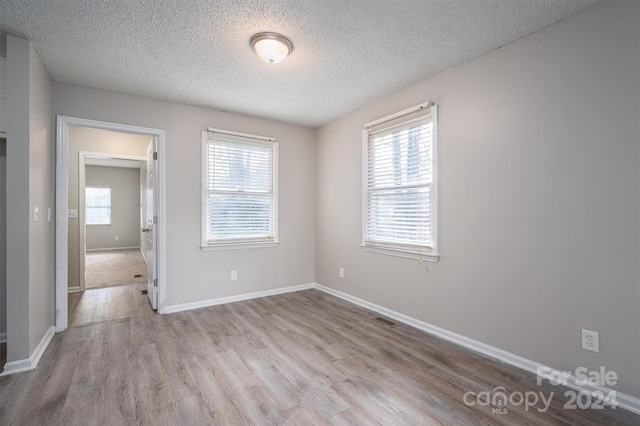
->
[339,267,344,278]
[581,329,600,353]
[231,271,238,281]
[115,235,119,241]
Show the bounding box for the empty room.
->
[0,0,639,424]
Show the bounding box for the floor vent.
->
[374,317,399,327]
[141,289,148,295]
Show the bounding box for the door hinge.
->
[153,278,158,287]
[153,215,157,223]
[153,152,158,160]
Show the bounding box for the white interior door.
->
[145,138,158,309]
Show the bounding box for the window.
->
[86,187,111,225]
[362,102,438,262]
[202,128,278,250]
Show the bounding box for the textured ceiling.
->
[0,0,596,127]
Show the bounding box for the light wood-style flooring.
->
[85,249,147,289]
[0,287,637,425]
[68,282,151,326]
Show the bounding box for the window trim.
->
[361,102,439,263]
[201,128,279,251]
[85,186,112,226]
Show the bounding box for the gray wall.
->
[27,37,55,355]
[67,127,149,288]
[315,1,639,398]
[86,165,142,251]
[0,143,5,337]
[0,38,5,337]
[6,35,54,362]
[54,83,316,308]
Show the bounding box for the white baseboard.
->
[67,286,81,293]
[161,283,315,314]
[313,284,640,416]
[0,326,55,376]
[0,332,6,343]
[86,246,140,252]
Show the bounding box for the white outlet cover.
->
[581,329,600,353]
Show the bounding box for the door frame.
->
[78,151,146,292]
[56,115,167,332]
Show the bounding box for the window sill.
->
[201,241,280,251]
[361,244,439,263]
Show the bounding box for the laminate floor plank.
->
[0,367,44,424]
[334,351,500,426]
[63,353,106,414]
[295,382,350,420]
[154,330,200,403]
[283,405,331,425]
[148,394,215,426]
[69,283,149,326]
[1,288,638,425]
[209,349,289,424]
[97,376,138,426]
[129,343,171,412]
[20,351,77,425]
[193,368,253,424]
[259,323,349,388]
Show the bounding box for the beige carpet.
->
[85,248,147,289]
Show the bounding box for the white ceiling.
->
[0,0,596,128]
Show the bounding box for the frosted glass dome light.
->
[250,32,293,64]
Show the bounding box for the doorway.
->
[56,116,166,332]
[79,153,147,291]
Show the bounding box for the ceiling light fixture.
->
[250,32,293,64]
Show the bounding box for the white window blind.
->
[202,129,278,249]
[86,187,111,225]
[362,102,438,261]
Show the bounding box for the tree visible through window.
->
[86,187,111,225]
[363,102,438,261]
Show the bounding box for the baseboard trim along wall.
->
[313,283,640,416]
[161,283,315,314]
[0,326,56,376]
